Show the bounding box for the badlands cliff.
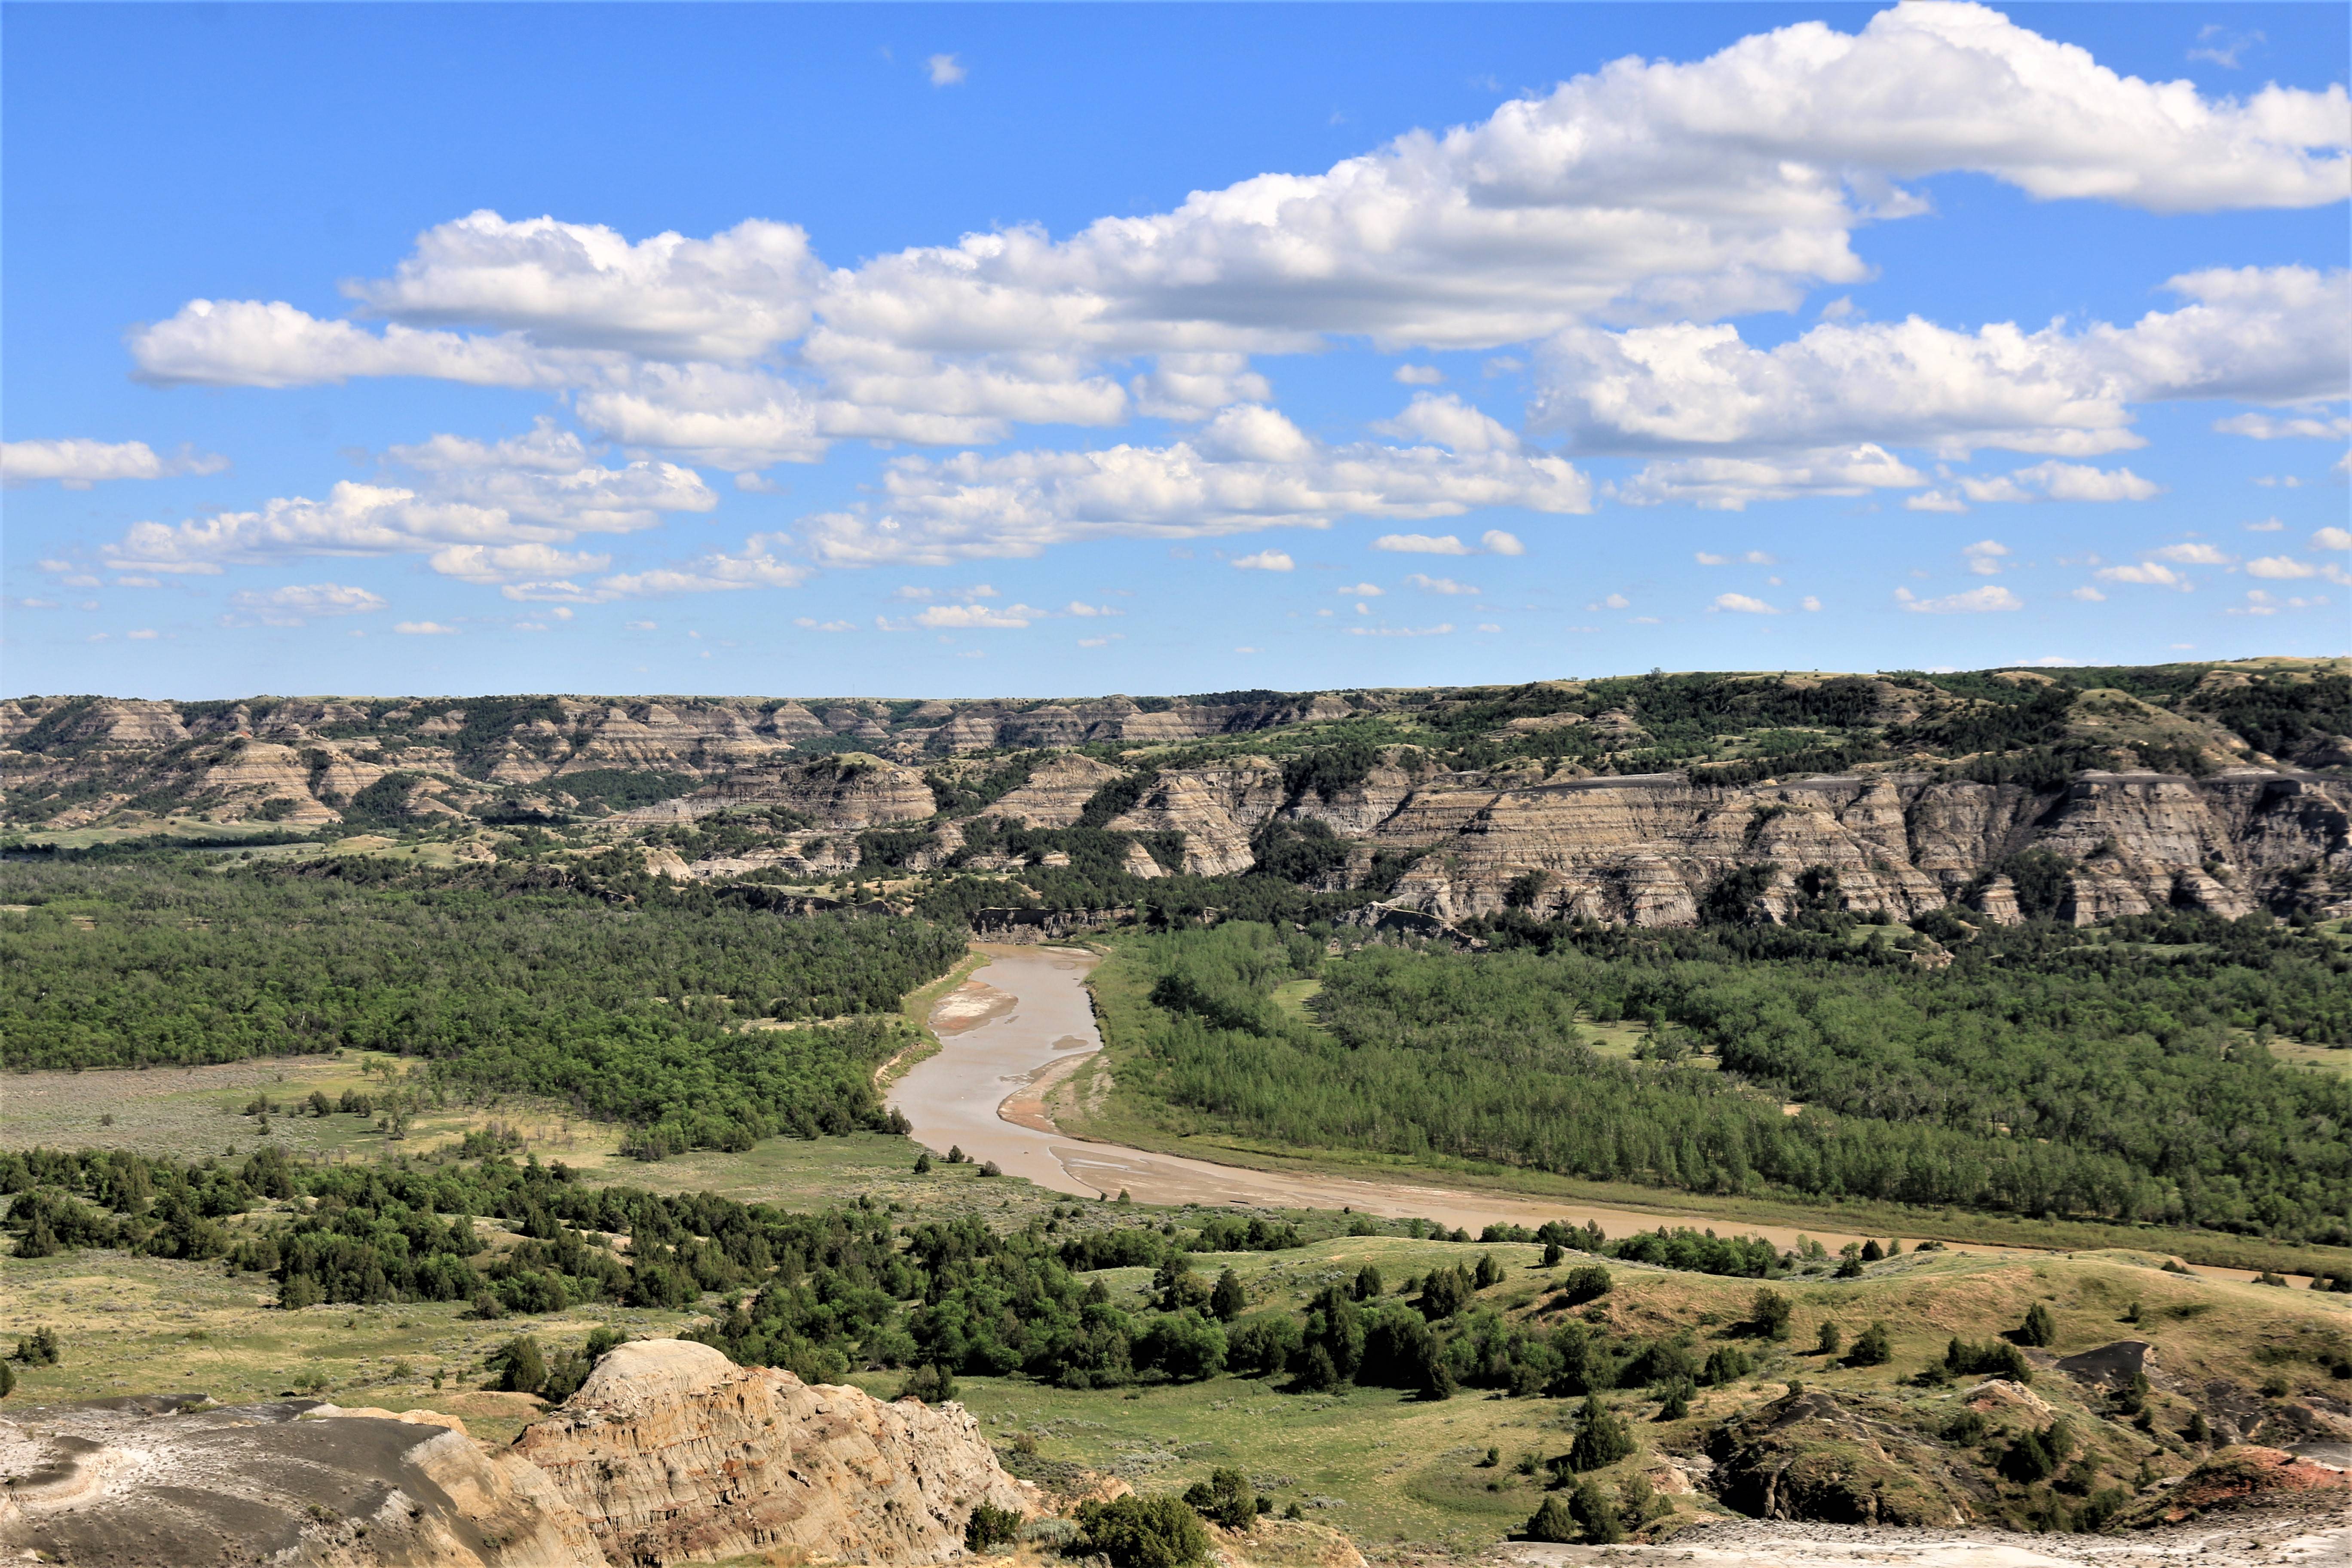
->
[6,665,2347,925]
[0,1340,1037,1567]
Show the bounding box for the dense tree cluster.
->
[1109,915,2352,1241]
[0,863,963,1156]
[3,1142,1803,1412]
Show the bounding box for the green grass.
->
[0,1250,708,1443]
[845,1237,2348,1550]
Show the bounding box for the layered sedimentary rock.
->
[513,1340,1038,1565]
[1109,756,1287,875]
[0,1343,1042,1568]
[1101,762,2352,925]
[691,755,939,829]
[985,754,1129,828]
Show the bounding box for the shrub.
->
[1568,1394,1635,1472]
[1559,1265,1613,1305]
[2018,1303,2057,1347]
[2000,1421,2073,1484]
[1749,1289,1792,1340]
[1570,1479,1624,1544]
[13,1329,61,1367]
[1226,1313,1302,1378]
[1210,1269,1247,1322]
[1845,1321,1892,1367]
[1075,1494,1213,1568]
[1523,1496,1579,1543]
[1291,1343,1340,1393]
[1816,1322,1844,1357]
[1182,1467,1259,1531]
[898,1362,958,1403]
[1945,1337,2033,1382]
[491,1335,547,1395]
[1352,1264,1384,1300]
[1618,1341,1695,1390]
[966,1502,1022,1552]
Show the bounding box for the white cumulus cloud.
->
[120,5,2350,486]
[98,419,714,578]
[1537,267,2348,461]
[1231,551,1295,572]
[2,438,229,487]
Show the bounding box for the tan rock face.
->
[514,1340,1038,1567]
[1372,771,2352,927]
[988,754,1128,829]
[1109,757,1286,875]
[701,755,938,829]
[0,1344,1045,1568]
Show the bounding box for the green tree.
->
[1568,1395,1635,1472]
[1570,1479,1624,1544]
[1845,1321,1892,1367]
[1816,1322,1844,1357]
[966,1503,1022,1552]
[492,1335,547,1395]
[2019,1303,2057,1348]
[1076,1495,1213,1568]
[1749,1289,1792,1340]
[1210,1269,1247,1322]
[1522,1497,1578,1543]
[1182,1468,1259,1531]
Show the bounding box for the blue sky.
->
[4,2,2346,700]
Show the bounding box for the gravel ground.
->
[1489,1506,2351,1568]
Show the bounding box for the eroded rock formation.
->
[0,1341,1039,1568]
[0,1393,600,1567]
[514,1339,1039,1565]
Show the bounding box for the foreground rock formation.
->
[514,1339,1039,1565]
[0,1341,1037,1567]
[0,1392,598,1566]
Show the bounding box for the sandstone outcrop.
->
[986,754,1130,828]
[692,754,939,829]
[1109,756,1287,875]
[513,1339,1039,1565]
[5,672,2344,924]
[0,1342,1044,1567]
